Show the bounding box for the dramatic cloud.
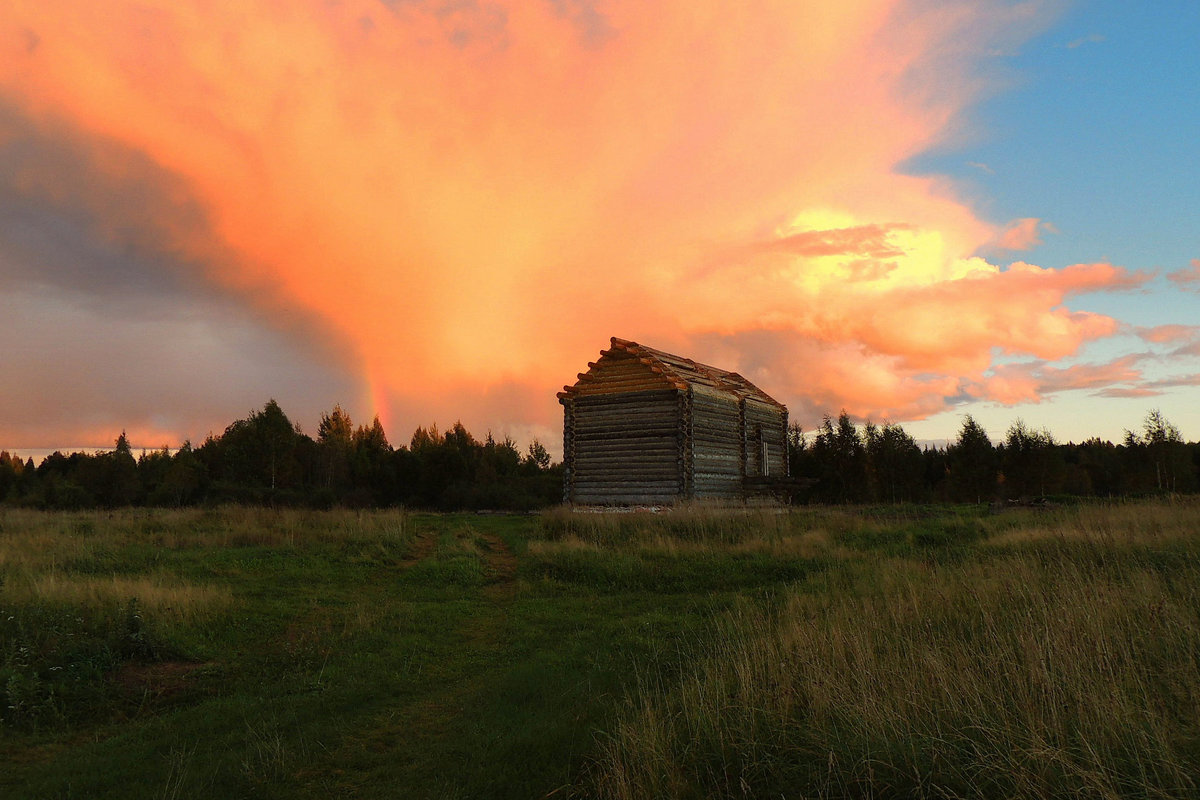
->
[0,1,1171,447]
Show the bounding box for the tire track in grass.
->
[299,520,526,798]
[400,529,438,566]
[478,530,517,600]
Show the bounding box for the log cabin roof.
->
[558,337,785,409]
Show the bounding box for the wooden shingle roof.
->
[558,337,785,408]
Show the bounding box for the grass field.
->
[2,501,1198,798]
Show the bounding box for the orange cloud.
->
[971,356,1145,405]
[4,0,1156,441]
[991,217,1054,251]
[1136,324,1200,344]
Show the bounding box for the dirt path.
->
[477,531,517,600]
[400,530,437,566]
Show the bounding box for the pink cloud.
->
[991,217,1055,251]
[1172,341,1200,358]
[1167,259,1200,291]
[968,355,1145,406]
[1136,324,1200,344]
[1146,375,1200,390]
[1094,387,1160,399]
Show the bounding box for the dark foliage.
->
[4,401,561,511]
[785,409,1199,506]
[4,407,1198,510]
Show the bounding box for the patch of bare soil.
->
[109,661,210,707]
[478,532,517,599]
[401,531,437,566]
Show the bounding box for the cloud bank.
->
[0,1,1181,447]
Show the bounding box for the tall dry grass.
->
[0,506,412,570]
[584,501,1200,799]
[2,571,231,622]
[0,507,411,618]
[0,506,415,729]
[537,504,870,558]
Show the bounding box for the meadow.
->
[2,501,1198,798]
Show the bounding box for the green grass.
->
[2,501,1199,798]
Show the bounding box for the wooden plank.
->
[578,372,667,388]
[573,403,676,415]
[574,425,678,438]
[574,452,679,462]
[693,447,740,458]
[694,432,739,443]
[574,464,679,473]
[576,388,679,404]
[575,420,678,432]
[574,495,679,505]
[573,478,681,487]
[574,447,678,458]
[574,436,678,448]
[575,414,677,426]
[694,481,740,490]
[576,476,682,485]
[573,458,679,470]
[576,381,668,395]
[575,397,682,410]
[575,460,679,470]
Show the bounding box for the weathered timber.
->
[574,449,679,460]
[693,432,741,443]
[574,388,679,405]
[574,483,681,492]
[572,457,679,470]
[573,438,677,450]
[573,404,676,417]
[574,495,678,503]
[574,417,677,431]
[572,412,674,424]
[694,454,740,465]
[574,424,676,438]
[561,336,787,505]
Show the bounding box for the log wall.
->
[690,384,743,499]
[743,399,788,478]
[561,343,789,504]
[564,387,684,505]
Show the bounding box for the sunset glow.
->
[1,1,1197,450]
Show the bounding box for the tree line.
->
[789,409,1199,504]
[1,403,1196,510]
[0,400,560,511]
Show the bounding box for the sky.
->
[1,0,1197,458]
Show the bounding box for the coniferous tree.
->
[156,442,204,506]
[0,451,25,502]
[946,415,996,504]
[317,404,355,495]
[523,439,551,473]
[812,411,866,503]
[350,416,394,506]
[865,422,924,503]
[208,400,308,501]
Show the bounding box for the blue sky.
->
[906,0,1200,444]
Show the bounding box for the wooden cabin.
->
[558,337,789,505]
